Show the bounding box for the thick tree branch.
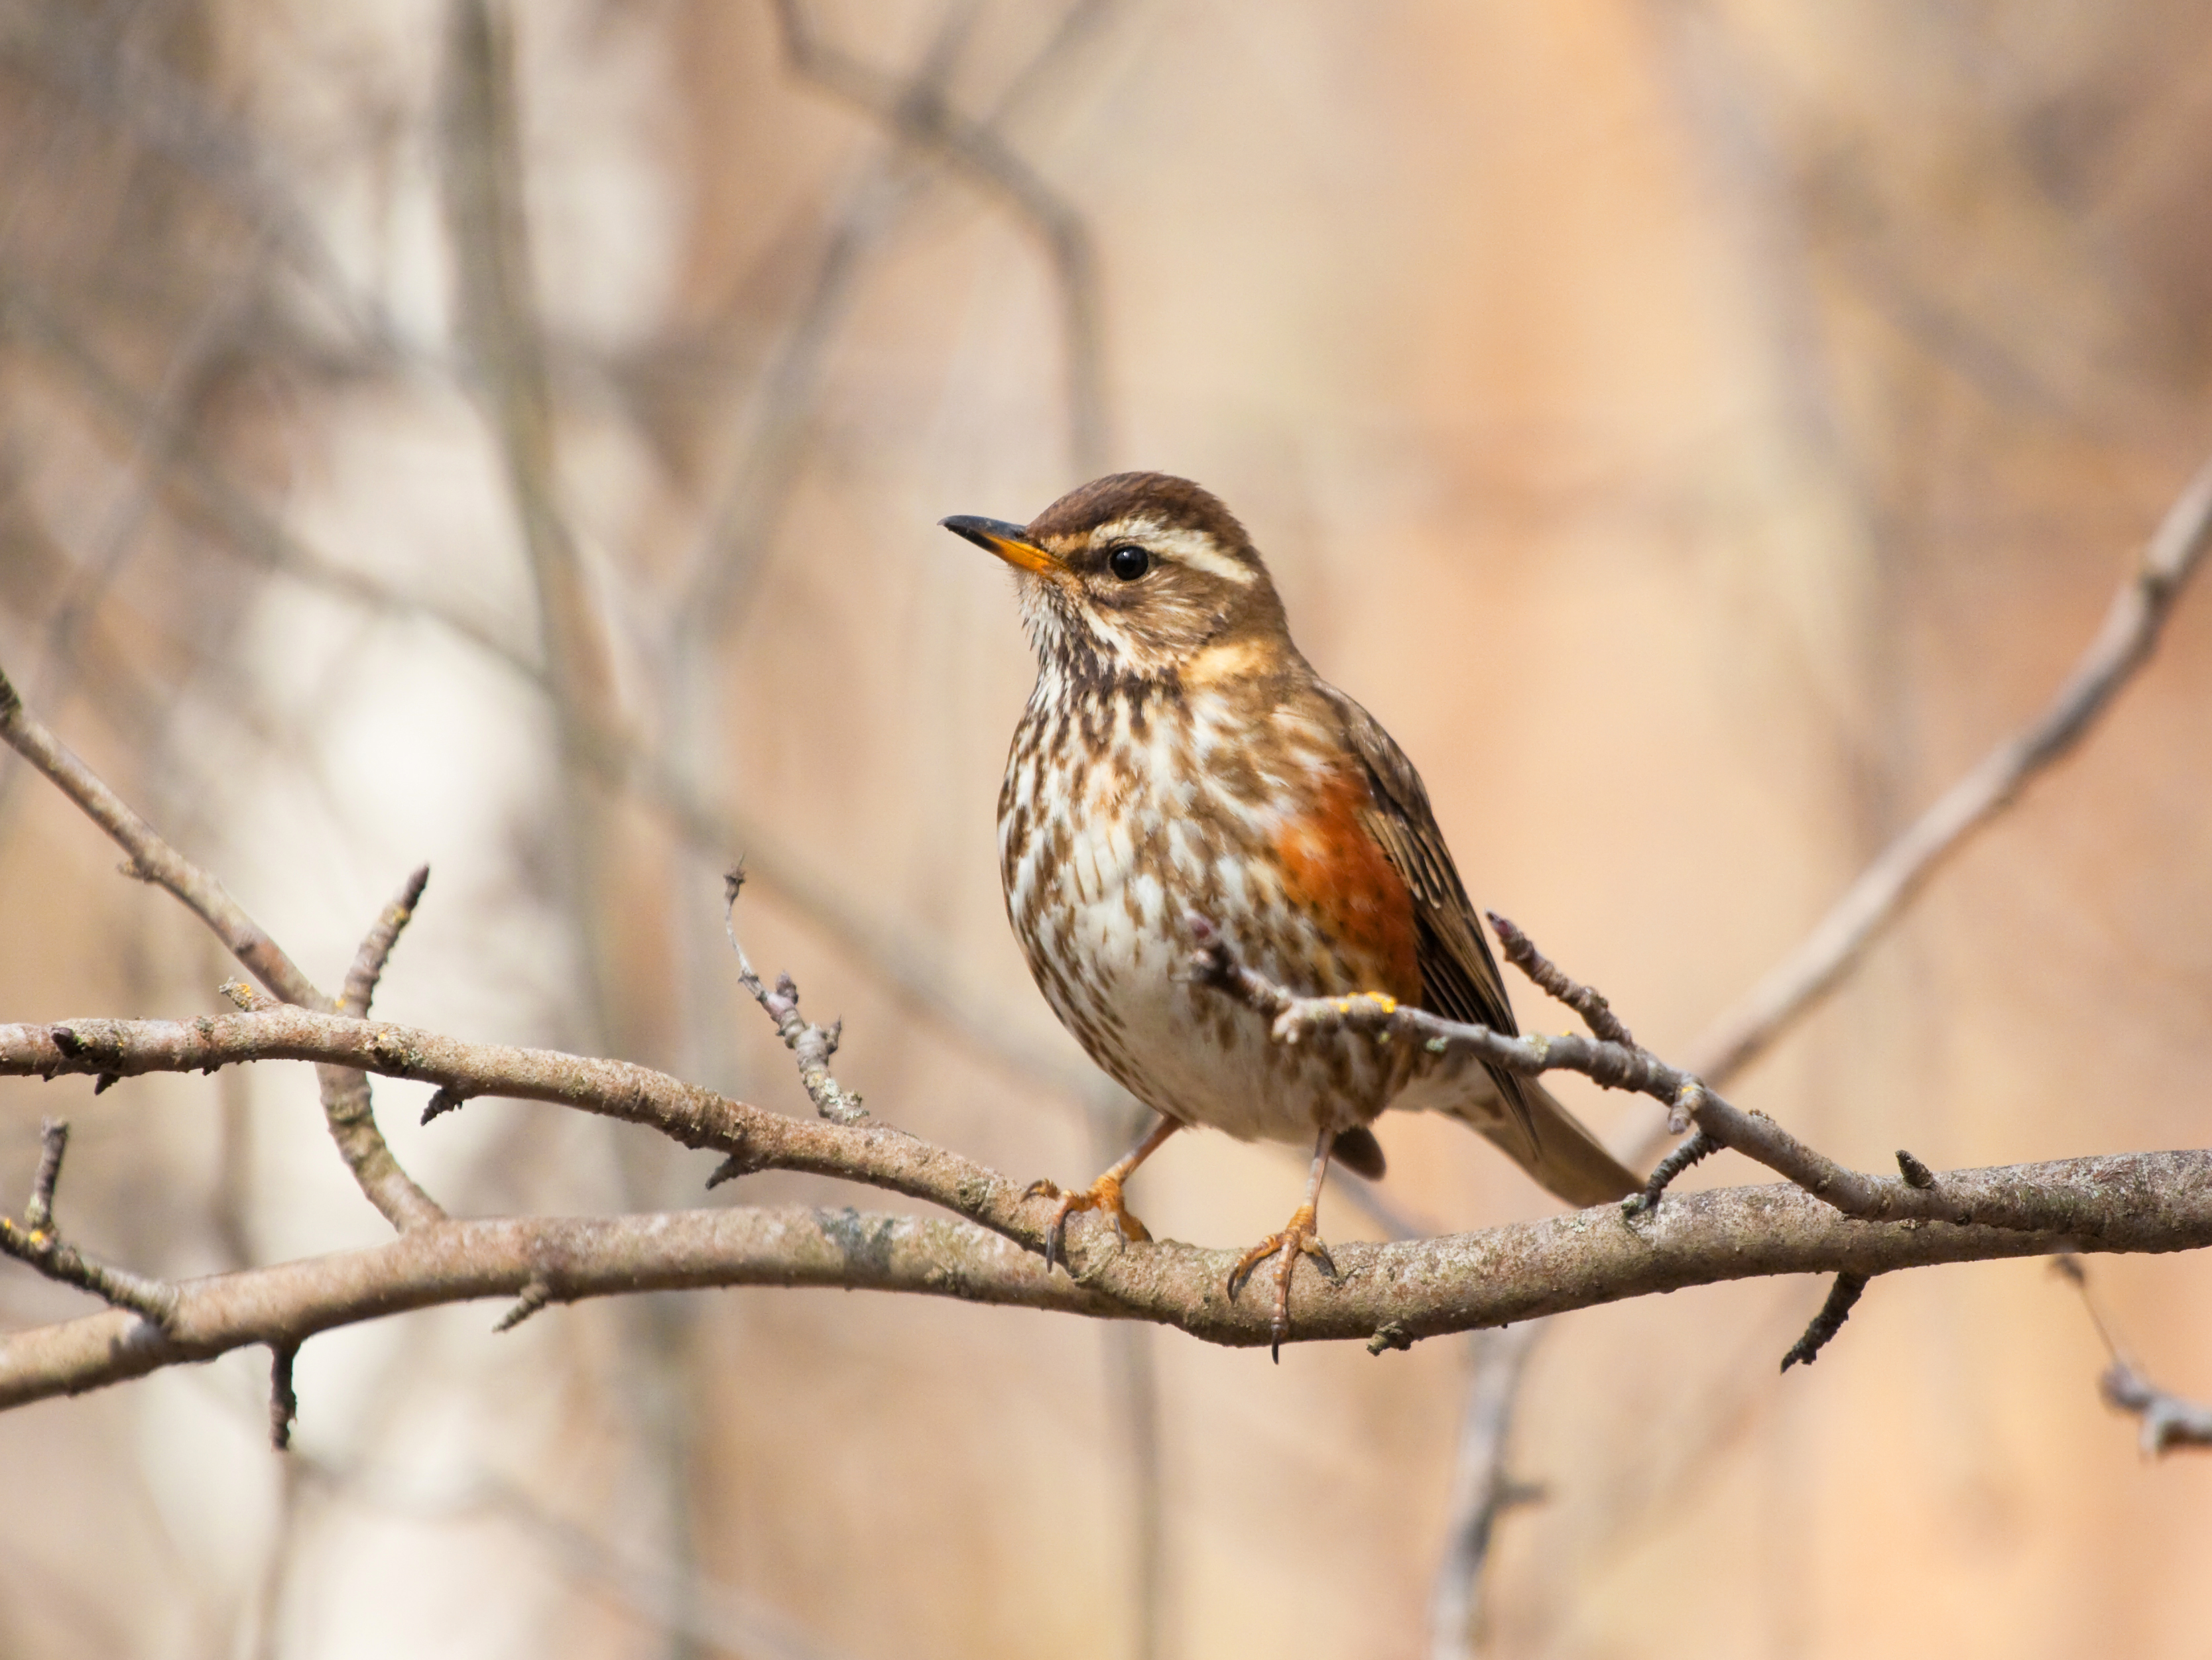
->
[1,1006,2211,1408]
[0,660,443,1231]
[3,1142,2209,1409]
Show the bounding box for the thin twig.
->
[1488,911,1636,1048]
[23,1118,66,1233]
[1624,1128,1720,1216]
[1192,916,2170,1236]
[2054,1255,2212,1456]
[341,866,431,1018]
[0,658,443,1231]
[0,1119,180,1325]
[268,1343,298,1451]
[723,868,867,1124]
[493,1275,554,1333]
[2100,1364,2212,1456]
[1778,1271,1869,1371]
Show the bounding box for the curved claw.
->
[1026,1173,1152,1274]
[1224,1203,1335,1361]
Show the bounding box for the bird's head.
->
[942,472,1292,687]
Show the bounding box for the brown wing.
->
[1317,683,1640,1206]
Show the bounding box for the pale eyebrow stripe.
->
[1091,516,1258,586]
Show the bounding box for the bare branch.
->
[0,1007,2209,1409]
[2054,1255,2212,1456]
[768,0,1109,475]
[493,1276,553,1333]
[340,865,432,1019]
[0,1134,2205,1411]
[8,251,1095,1121]
[1778,1271,1869,1371]
[723,868,867,1125]
[0,1119,180,1325]
[1188,915,2073,1235]
[1426,1323,1545,1660]
[1687,451,2212,1086]
[0,1204,1101,1410]
[2100,1363,2212,1456]
[0,658,442,1231]
[439,0,617,735]
[1487,910,1636,1049]
[1625,1127,1721,1215]
[23,1117,65,1233]
[1433,450,2212,1635]
[268,1343,298,1451]
[0,272,539,681]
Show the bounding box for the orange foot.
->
[1225,1203,1339,1362]
[1026,1172,1152,1273]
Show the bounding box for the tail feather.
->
[1451,1068,1640,1207]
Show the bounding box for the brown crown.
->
[1026,471,1259,563]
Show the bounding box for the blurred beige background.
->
[2,2,2211,1657]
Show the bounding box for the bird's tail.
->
[1449,1067,1640,1207]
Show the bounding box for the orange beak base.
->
[940,515,1060,573]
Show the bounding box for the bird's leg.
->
[1226,1128,1340,1362]
[1027,1115,1182,1273]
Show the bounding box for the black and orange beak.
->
[940,515,1060,574]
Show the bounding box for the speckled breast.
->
[998,675,1422,1146]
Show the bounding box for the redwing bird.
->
[942,473,1638,1354]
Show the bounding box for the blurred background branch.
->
[3,3,2212,1657]
[1425,436,2212,1658]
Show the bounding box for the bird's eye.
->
[1106,544,1150,581]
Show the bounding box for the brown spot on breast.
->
[1273,766,1422,1004]
[1181,635,1273,689]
